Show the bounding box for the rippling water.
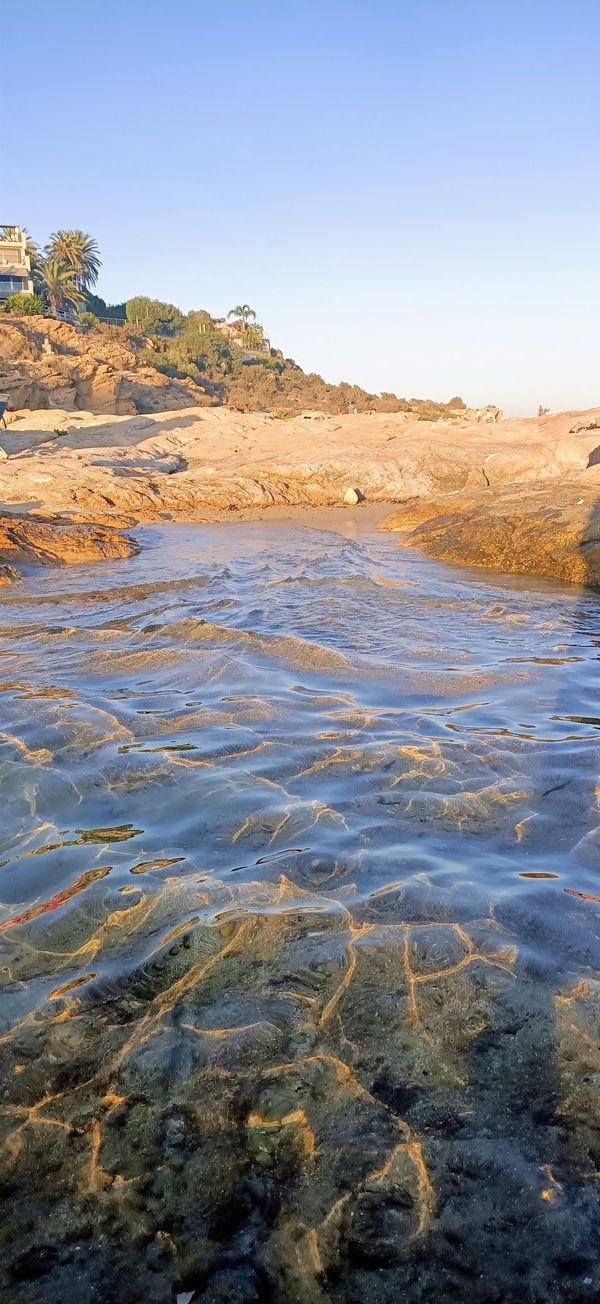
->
[0,518,599,1303]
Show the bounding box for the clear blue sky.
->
[5,0,600,414]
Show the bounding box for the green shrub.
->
[126,296,184,336]
[79,311,99,329]
[5,293,46,316]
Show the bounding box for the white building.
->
[0,226,34,301]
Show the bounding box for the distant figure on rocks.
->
[0,395,11,430]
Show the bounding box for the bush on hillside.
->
[4,293,46,316]
[125,296,184,336]
[227,368,280,411]
[180,321,233,369]
[84,291,126,322]
[143,350,200,383]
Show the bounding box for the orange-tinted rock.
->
[0,512,139,583]
[381,476,600,586]
[0,317,213,415]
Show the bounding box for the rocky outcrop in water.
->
[380,475,600,587]
[0,511,139,583]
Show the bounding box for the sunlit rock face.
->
[0,512,138,583]
[0,519,598,1302]
[381,475,600,587]
[0,404,599,578]
[0,317,212,414]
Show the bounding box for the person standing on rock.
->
[0,395,10,430]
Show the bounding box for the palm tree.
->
[38,258,85,317]
[24,233,40,265]
[45,230,101,291]
[227,304,256,328]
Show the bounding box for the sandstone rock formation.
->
[0,402,598,515]
[0,317,213,416]
[0,511,139,584]
[1,401,599,585]
[380,477,600,586]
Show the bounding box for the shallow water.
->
[0,519,599,1303]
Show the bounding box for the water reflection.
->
[0,521,598,1303]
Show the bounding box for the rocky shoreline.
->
[0,403,599,586]
[379,476,600,587]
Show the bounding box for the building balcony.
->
[0,249,29,268]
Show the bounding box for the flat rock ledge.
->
[380,475,600,587]
[2,404,600,528]
[0,513,139,585]
[2,403,600,587]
